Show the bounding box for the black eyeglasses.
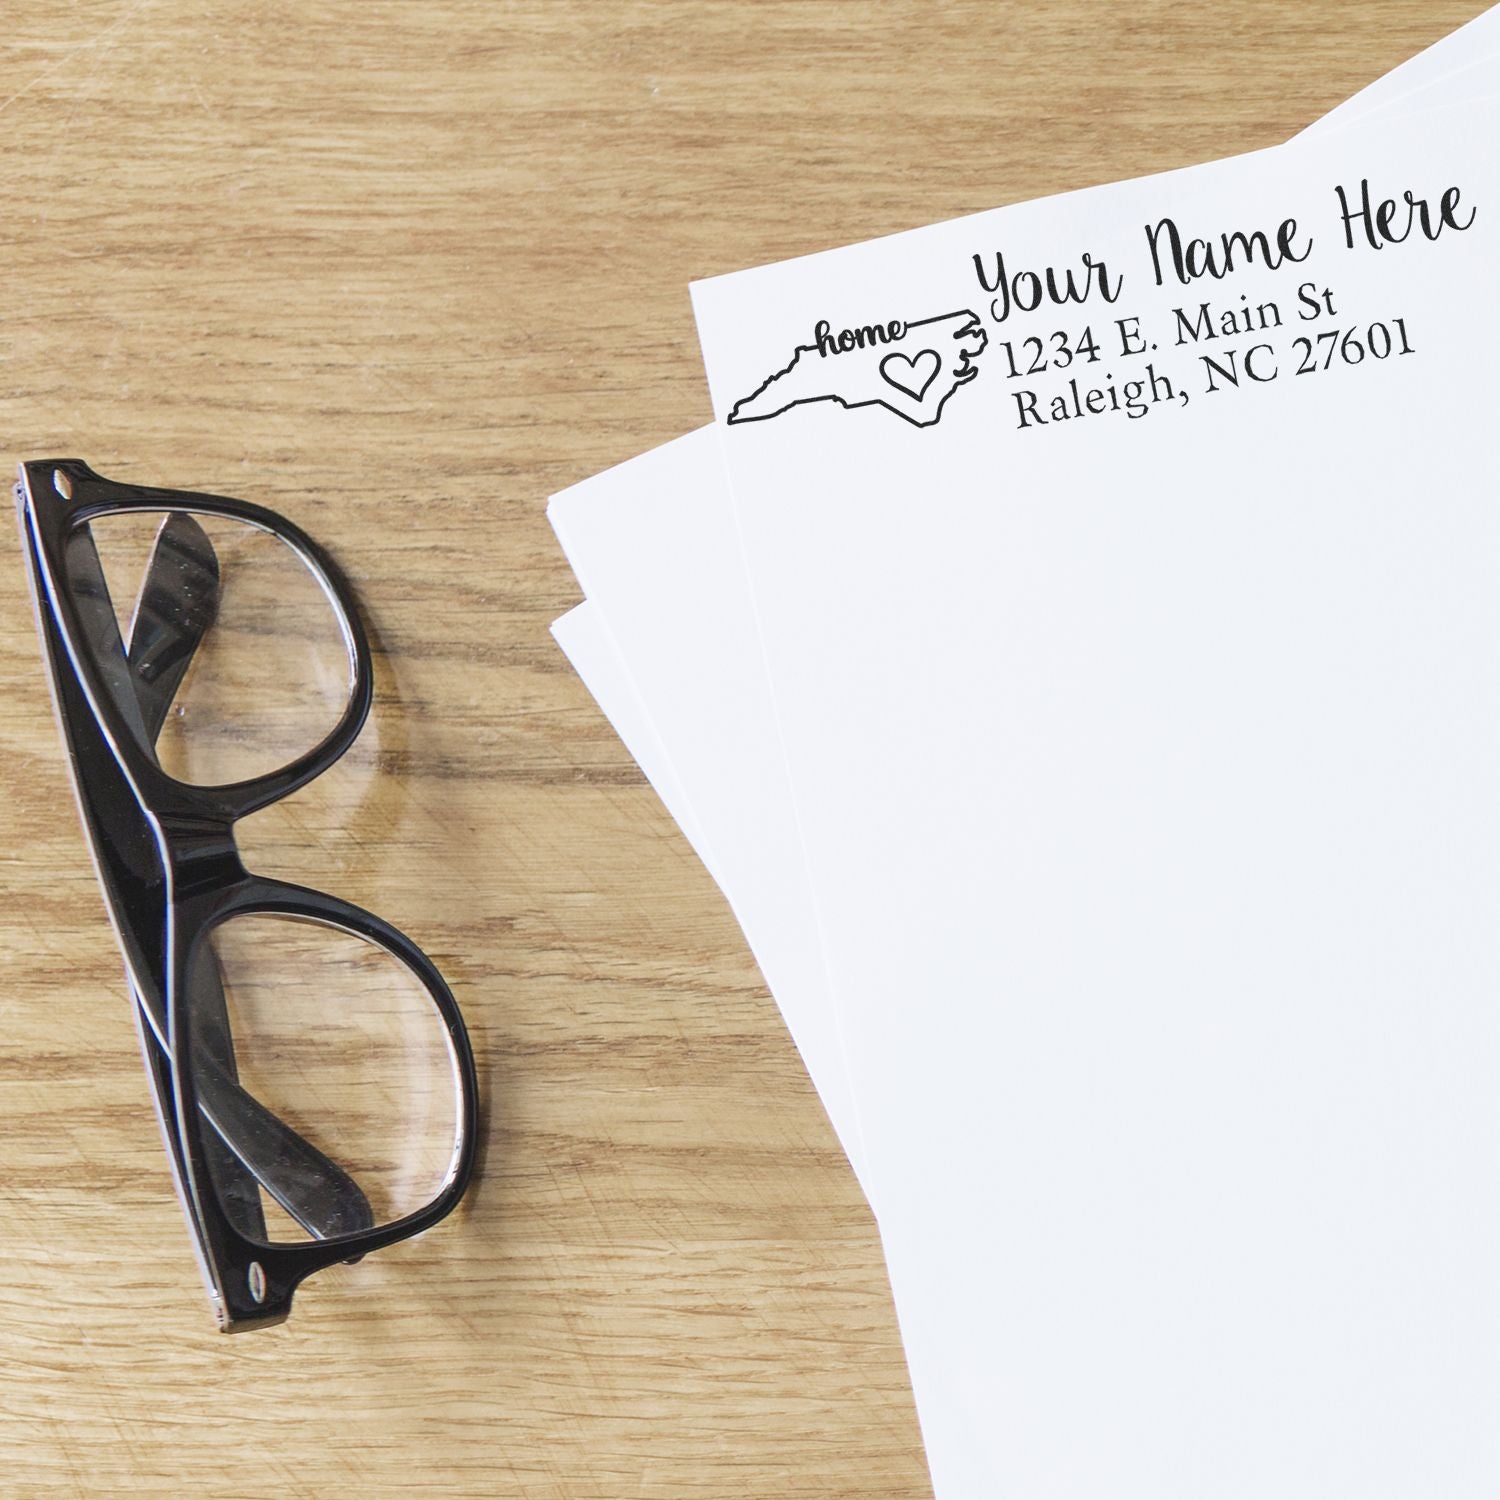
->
[16,459,478,1332]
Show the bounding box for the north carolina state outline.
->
[727,310,988,429]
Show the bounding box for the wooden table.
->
[0,3,1481,1493]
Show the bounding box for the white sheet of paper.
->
[551,24,1500,1495]
[688,94,1500,1494]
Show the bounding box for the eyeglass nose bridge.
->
[161,815,251,903]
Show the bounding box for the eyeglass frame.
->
[16,457,479,1333]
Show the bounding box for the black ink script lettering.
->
[1144,215,1312,287]
[814,318,908,356]
[1335,179,1477,251]
[971,249,1123,323]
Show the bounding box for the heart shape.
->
[879,349,941,402]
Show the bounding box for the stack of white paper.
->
[549,11,1500,1493]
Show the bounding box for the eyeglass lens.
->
[197,913,462,1246]
[71,508,355,787]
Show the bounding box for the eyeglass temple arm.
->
[126,517,373,1240]
[138,969,379,1241]
[125,512,220,747]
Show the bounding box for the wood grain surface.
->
[0,3,1483,1495]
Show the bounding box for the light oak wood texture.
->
[0,3,1482,1494]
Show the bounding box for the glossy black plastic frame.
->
[16,458,479,1332]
